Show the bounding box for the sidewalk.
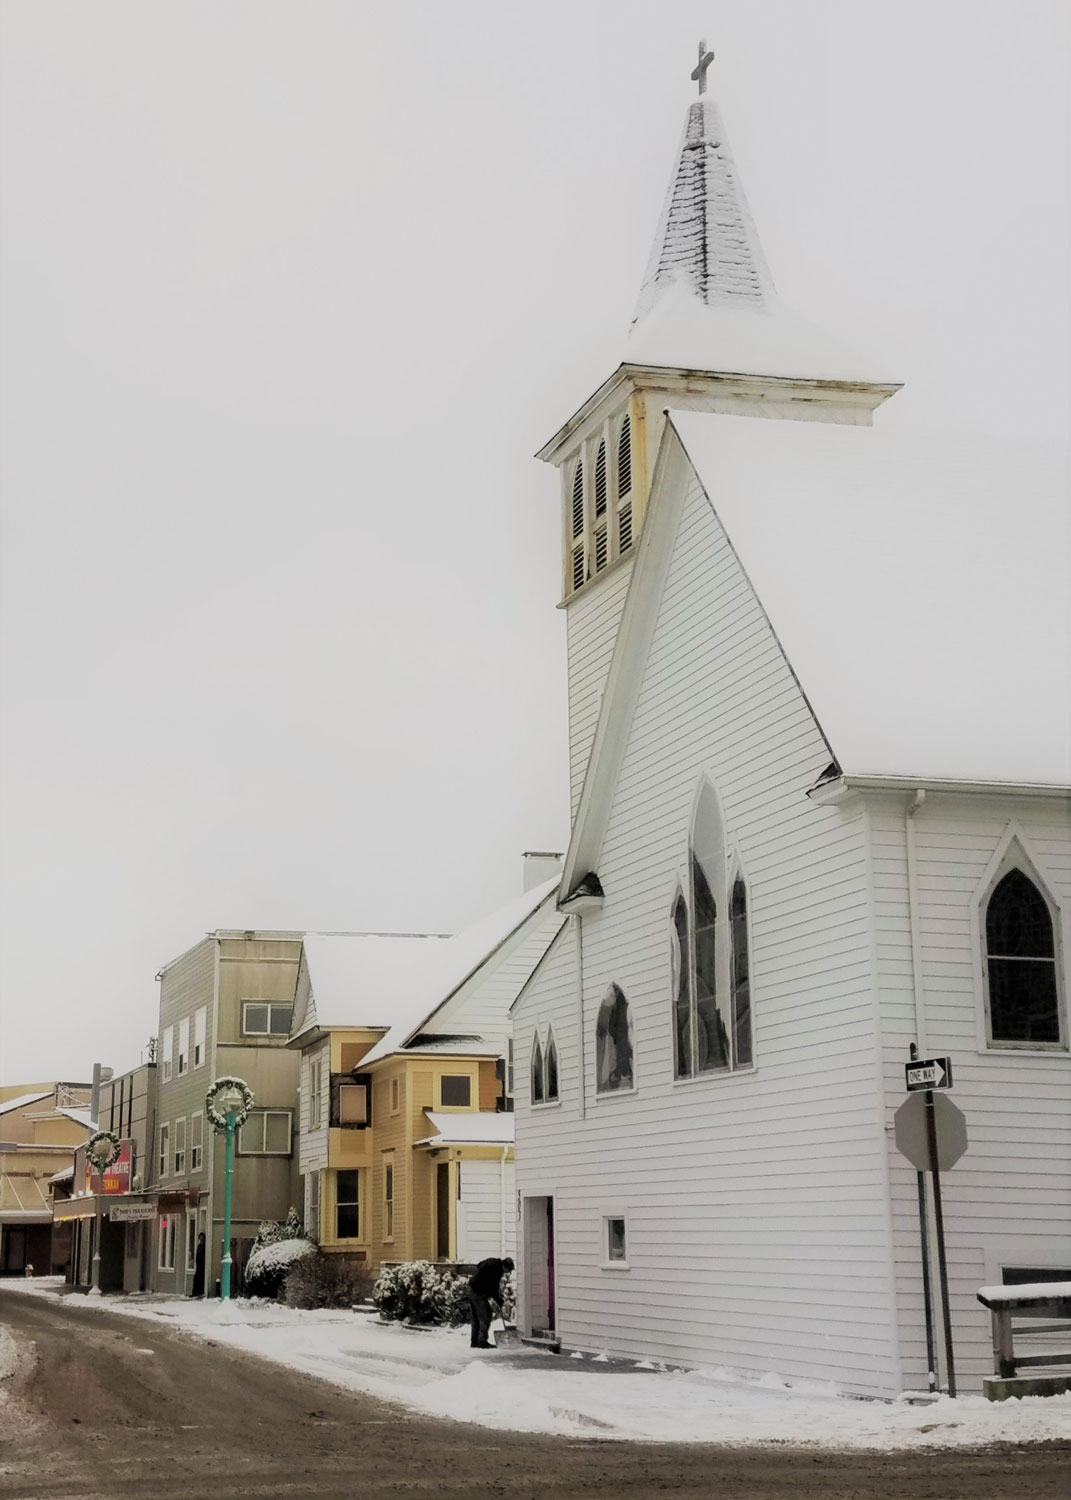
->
[3,1277,1069,1449]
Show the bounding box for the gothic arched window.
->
[545,1030,559,1102]
[672,779,753,1078]
[985,868,1062,1045]
[731,875,753,1068]
[671,891,692,1078]
[596,985,633,1092]
[531,1036,545,1104]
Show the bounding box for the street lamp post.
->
[205,1077,253,1301]
[85,1131,121,1296]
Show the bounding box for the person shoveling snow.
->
[466,1256,513,1348]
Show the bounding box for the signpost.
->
[894,1052,967,1398]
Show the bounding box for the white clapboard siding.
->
[874,793,1071,1392]
[566,566,631,816]
[457,1158,516,1261]
[515,464,903,1398]
[429,900,565,1059]
[298,1039,330,1178]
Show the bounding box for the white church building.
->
[511,63,1070,1398]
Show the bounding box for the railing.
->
[976,1283,1071,1384]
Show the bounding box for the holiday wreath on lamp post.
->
[86,1130,122,1172]
[205,1077,254,1130]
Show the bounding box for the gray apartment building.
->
[146,930,302,1294]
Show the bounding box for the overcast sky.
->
[1,0,1067,1085]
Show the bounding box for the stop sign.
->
[894,1091,968,1171]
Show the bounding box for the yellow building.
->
[289,865,562,1271]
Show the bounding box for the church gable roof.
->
[561,411,1069,896]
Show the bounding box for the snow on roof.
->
[304,878,561,1063]
[59,1109,94,1130]
[49,1165,75,1184]
[416,1112,515,1148]
[0,1091,52,1118]
[628,97,888,386]
[670,411,1071,787]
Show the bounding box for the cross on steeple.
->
[690,39,714,96]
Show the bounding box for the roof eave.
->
[808,773,1071,805]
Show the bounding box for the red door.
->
[546,1199,555,1331]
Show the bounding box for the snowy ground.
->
[2,1277,1069,1450]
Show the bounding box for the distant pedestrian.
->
[190,1232,206,1297]
[467,1256,513,1348]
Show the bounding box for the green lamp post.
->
[85,1130,121,1296]
[205,1077,253,1300]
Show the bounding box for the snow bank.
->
[2,1279,1069,1449]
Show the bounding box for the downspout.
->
[500,1145,508,1258]
[573,914,586,1120]
[905,789,928,1052]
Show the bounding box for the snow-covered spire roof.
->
[634,95,774,325]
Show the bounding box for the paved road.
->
[1,1292,1068,1500]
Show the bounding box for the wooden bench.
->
[976,1282,1071,1400]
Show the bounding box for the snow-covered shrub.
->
[283,1253,373,1309]
[253,1206,305,1254]
[244,1237,317,1299]
[371,1260,469,1326]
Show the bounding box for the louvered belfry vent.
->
[619,502,633,554]
[617,415,632,498]
[594,441,607,516]
[571,461,584,537]
[572,544,586,591]
[594,526,608,572]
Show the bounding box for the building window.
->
[596,985,633,1092]
[336,1170,360,1239]
[161,1025,174,1083]
[339,1082,369,1126]
[241,1001,293,1037]
[383,1158,394,1240]
[545,1029,559,1102]
[309,1056,323,1129]
[190,1112,204,1172]
[531,1036,545,1104]
[984,868,1063,1047]
[174,1117,186,1175]
[186,1215,198,1273]
[158,1214,177,1271]
[674,780,753,1078]
[390,1076,400,1114]
[177,1017,189,1076]
[506,1038,514,1097]
[439,1075,471,1109]
[158,1122,170,1179]
[604,1216,628,1267]
[237,1110,292,1156]
[193,1006,207,1068]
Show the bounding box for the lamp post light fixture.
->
[205,1077,254,1300]
[85,1130,121,1295]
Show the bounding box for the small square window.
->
[440,1075,471,1108]
[242,1002,292,1037]
[339,1083,368,1126]
[605,1217,627,1265]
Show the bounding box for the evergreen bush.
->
[371,1260,469,1326]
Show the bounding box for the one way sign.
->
[905,1056,953,1092]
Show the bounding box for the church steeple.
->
[634,74,774,324]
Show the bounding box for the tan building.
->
[147,931,303,1294]
[291,864,563,1272]
[0,1082,92,1276]
[53,1061,157,1292]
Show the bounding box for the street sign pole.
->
[915,1167,938,1393]
[923,1088,956,1397]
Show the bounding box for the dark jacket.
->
[468,1257,509,1300]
